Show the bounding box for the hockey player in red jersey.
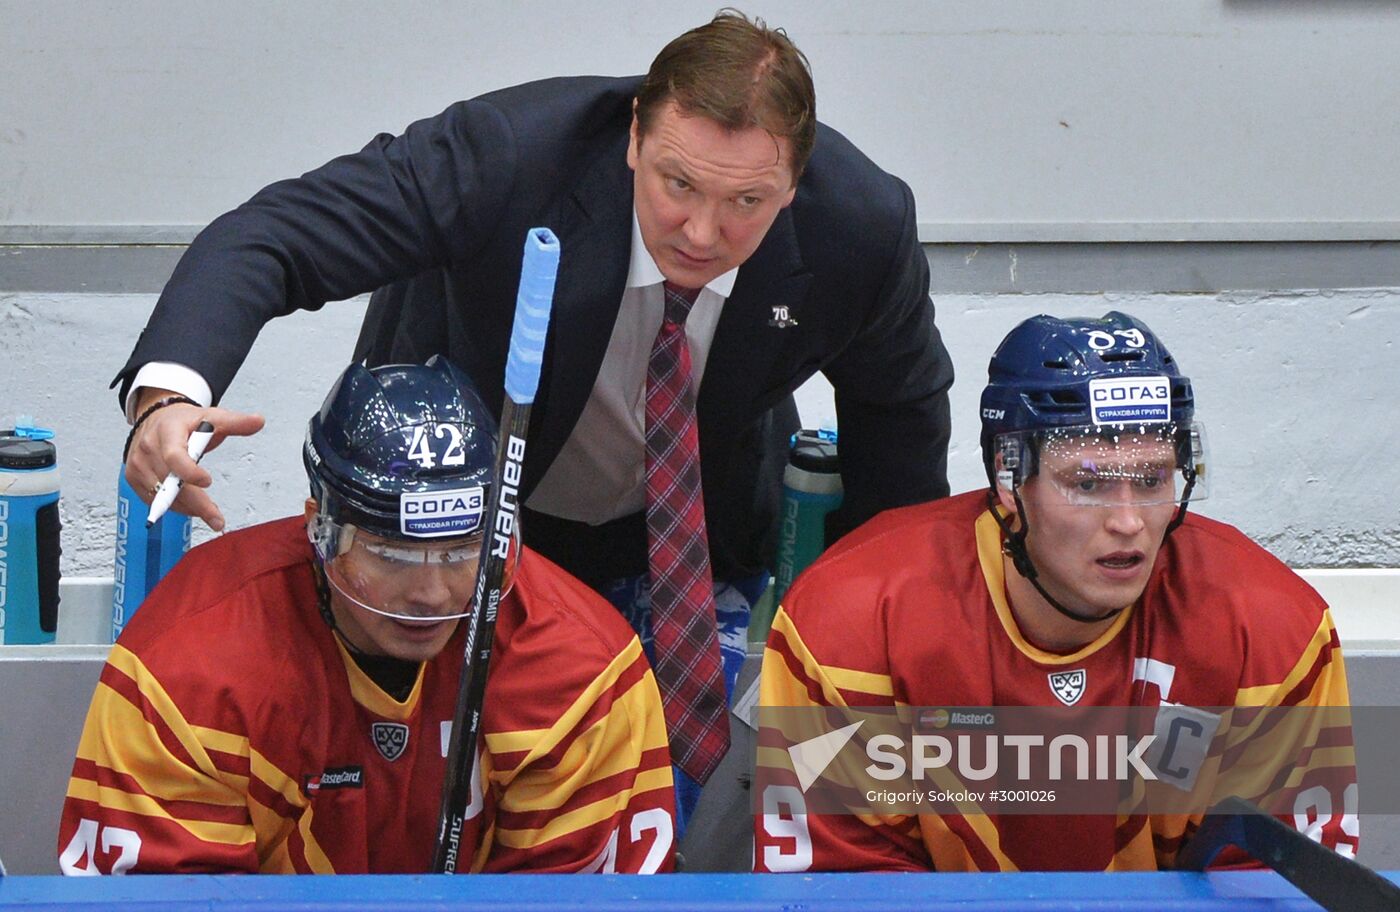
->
[755,312,1356,873]
[59,357,675,874]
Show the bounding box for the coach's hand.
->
[124,388,265,532]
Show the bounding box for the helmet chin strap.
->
[1165,465,1198,536]
[311,558,376,659]
[986,487,1126,626]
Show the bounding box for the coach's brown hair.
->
[635,8,816,182]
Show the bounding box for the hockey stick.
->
[432,227,560,874]
[1178,795,1400,912]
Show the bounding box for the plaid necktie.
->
[645,281,729,784]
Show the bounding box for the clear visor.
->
[998,422,1208,507]
[309,515,516,622]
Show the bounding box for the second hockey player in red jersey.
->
[755,312,1356,873]
[59,357,675,874]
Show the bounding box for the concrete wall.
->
[4,1,1400,242]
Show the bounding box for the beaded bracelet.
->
[122,395,200,464]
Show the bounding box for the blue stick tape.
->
[504,227,560,404]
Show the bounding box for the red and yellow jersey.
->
[755,491,1356,873]
[59,516,675,874]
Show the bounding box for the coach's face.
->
[628,100,797,289]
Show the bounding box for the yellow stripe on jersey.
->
[63,776,253,846]
[758,610,863,786]
[1219,614,1352,790]
[494,678,670,812]
[485,638,660,768]
[825,665,896,698]
[493,767,675,850]
[191,725,249,761]
[72,651,255,849]
[486,637,672,851]
[764,609,896,706]
[66,650,254,850]
[919,808,1019,872]
[248,747,308,811]
[469,819,498,874]
[183,721,333,872]
[1107,821,1157,871]
[102,645,231,784]
[245,746,336,873]
[336,636,424,720]
[72,680,246,806]
[248,801,299,874]
[762,608,1015,869]
[975,510,1134,666]
[1280,748,1355,789]
[920,823,982,872]
[1149,812,1206,869]
[1218,701,1352,761]
[83,644,336,871]
[243,791,335,874]
[1234,612,1347,708]
[482,728,550,755]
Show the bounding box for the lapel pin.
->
[768,304,798,329]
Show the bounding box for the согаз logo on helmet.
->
[400,486,485,537]
[1088,377,1170,425]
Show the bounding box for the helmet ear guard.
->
[994,433,1037,492]
[1175,422,1206,481]
[306,509,346,563]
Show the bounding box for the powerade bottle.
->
[770,427,843,615]
[0,419,62,645]
[112,468,191,640]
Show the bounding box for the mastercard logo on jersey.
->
[304,765,364,795]
[914,708,996,732]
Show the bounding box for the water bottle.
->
[0,420,62,645]
[112,467,191,640]
[771,427,843,611]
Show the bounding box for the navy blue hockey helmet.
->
[979,311,1201,492]
[304,355,498,541]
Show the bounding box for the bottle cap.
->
[788,428,839,474]
[13,416,56,442]
[0,435,57,469]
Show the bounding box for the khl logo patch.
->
[372,722,410,762]
[1048,669,1087,706]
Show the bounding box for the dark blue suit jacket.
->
[117,76,953,586]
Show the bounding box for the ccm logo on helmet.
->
[400,487,485,537]
[1089,376,1170,426]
